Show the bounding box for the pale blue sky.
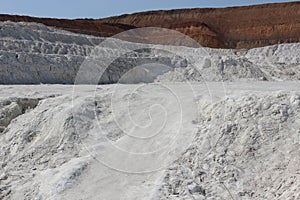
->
[0,0,298,19]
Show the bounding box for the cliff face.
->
[99,2,300,48]
[1,2,300,48]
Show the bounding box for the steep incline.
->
[1,2,300,48]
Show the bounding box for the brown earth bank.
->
[1,1,300,49]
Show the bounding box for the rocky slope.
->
[0,21,300,84]
[159,89,300,199]
[1,2,300,48]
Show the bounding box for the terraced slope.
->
[0,21,300,84]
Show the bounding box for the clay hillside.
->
[1,1,300,48]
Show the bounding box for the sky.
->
[0,0,298,19]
